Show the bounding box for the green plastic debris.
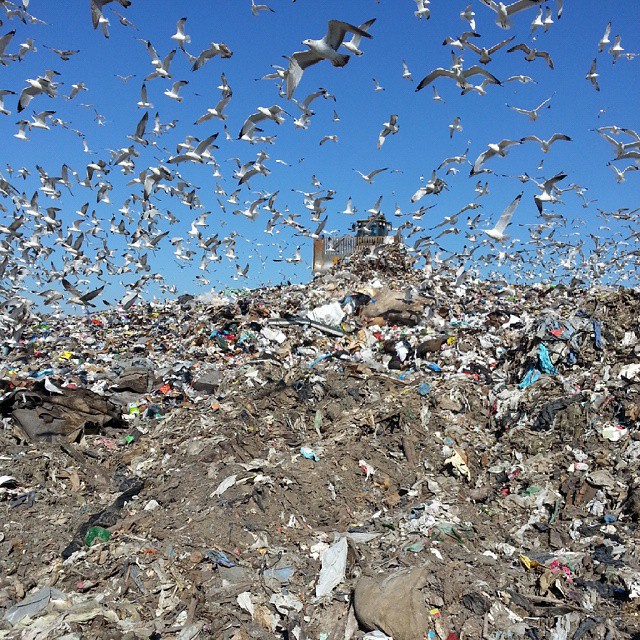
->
[85,526,111,546]
[124,435,135,444]
[404,539,425,553]
[429,521,475,545]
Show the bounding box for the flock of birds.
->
[0,0,639,334]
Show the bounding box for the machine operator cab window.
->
[352,214,391,238]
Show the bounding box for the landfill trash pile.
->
[1,269,639,640]
[332,242,417,281]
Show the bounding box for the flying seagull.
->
[14,120,30,141]
[415,0,431,20]
[251,0,275,15]
[471,139,522,175]
[504,74,536,84]
[30,110,55,130]
[342,18,376,56]
[353,167,388,183]
[67,82,88,100]
[319,134,338,145]
[378,114,399,149]
[530,6,544,33]
[0,30,16,58]
[449,116,462,138]
[586,58,600,91]
[460,4,476,30]
[411,170,447,202]
[437,147,469,170]
[43,45,80,61]
[343,197,356,215]
[609,35,625,63]
[521,133,571,153]
[293,88,334,117]
[137,83,153,109]
[507,43,554,69]
[432,86,445,102]
[462,36,515,64]
[608,162,639,183]
[442,31,480,50]
[482,193,523,241]
[239,105,287,140]
[62,277,105,307]
[506,96,552,121]
[112,9,137,29]
[402,60,413,81]
[478,0,545,29]
[0,90,16,115]
[90,0,131,32]
[167,134,218,163]
[164,80,188,102]
[532,172,567,213]
[416,62,500,92]
[18,70,60,112]
[191,42,233,71]
[195,95,231,123]
[171,18,190,51]
[598,21,612,54]
[285,19,373,100]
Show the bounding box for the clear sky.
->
[0,0,639,308]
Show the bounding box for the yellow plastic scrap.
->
[58,351,73,361]
[519,554,542,570]
[445,449,471,482]
[446,337,456,346]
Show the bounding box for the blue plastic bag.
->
[592,319,603,350]
[538,343,557,375]
[519,368,541,389]
[418,382,431,396]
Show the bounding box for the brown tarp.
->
[1,384,124,442]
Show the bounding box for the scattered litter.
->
[300,446,320,462]
[315,536,348,598]
[3,587,69,625]
[0,268,638,638]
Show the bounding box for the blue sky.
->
[1,0,639,306]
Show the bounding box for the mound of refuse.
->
[332,240,417,280]
[0,271,639,639]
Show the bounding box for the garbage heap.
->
[1,260,639,640]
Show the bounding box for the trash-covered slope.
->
[1,257,639,639]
